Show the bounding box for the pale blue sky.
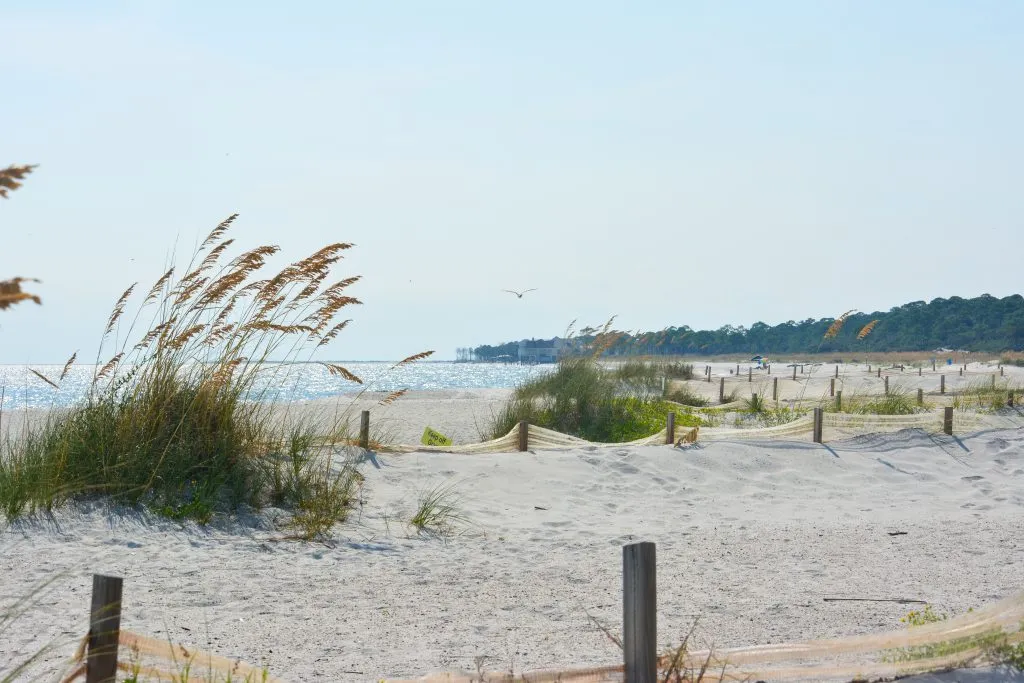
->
[2,1,1022,361]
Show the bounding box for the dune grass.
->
[0,215,427,535]
[489,356,706,443]
[410,482,466,537]
[953,378,1020,412]
[823,384,923,415]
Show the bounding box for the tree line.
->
[468,294,1024,360]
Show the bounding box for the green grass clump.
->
[826,385,923,415]
[666,385,710,407]
[663,361,695,380]
[489,356,706,443]
[410,482,465,536]
[0,216,420,535]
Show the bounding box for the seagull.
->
[503,288,537,299]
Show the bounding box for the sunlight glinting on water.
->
[0,362,555,411]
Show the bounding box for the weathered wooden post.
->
[877,368,881,378]
[830,378,835,397]
[1009,391,1015,408]
[932,359,936,371]
[835,365,839,378]
[748,367,752,382]
[719,377,725,403]
[359,410,370,449]
[943,407,953,436]
[665,412,675,445]
[835,390,842,411]
[918,367,922,376]
[940,375,946,394]
[87,574,123,683]
[868,365,872,373]
[1001,366,1005,377]
[792,365,797,381]
[884,376,889,395]
[623,542,657,683]
[772,376,778,401]
[959,367,963,377]
[917,388,924,405]
[813,407,823,443]
[767,364,771,374]
[736,363,740,375]
[518,420,529,451]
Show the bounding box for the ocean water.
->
[0,362,554,411]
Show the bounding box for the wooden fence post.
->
[1001,366,1005,377]
[941,375,946,394]
[813,407,823,443]
[943,407,953,436]
[623,542,657,683]
[358,410,370,449]
[932,359,936,371]
[665,412,675,445]
[884,376,889,395]
[877,368,881,378]
[1009,391,1015,408]
[830,378,835,397]
[772,377,778,401]
[792,365,797,380]
[87,574,123,683]
[835,365,839,378]
[767,364,771,375]
[736,363,740,375]
[959,367,963,377]
[719,377,725,403]
[835,390,842,411]
[918,367,922,376]
[518,420,529,451]
[748,367,752,382]
[917,388,924,405]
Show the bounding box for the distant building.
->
[518,338,565,364]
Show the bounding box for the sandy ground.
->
[2,425,1023,682]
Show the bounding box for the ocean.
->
[0,362,554,411]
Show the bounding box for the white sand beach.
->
[2,418,1023,681]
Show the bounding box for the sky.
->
[2,1,1023,362]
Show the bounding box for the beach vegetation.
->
[410,482,465,537]
[0,215,428,532]
[489,354,708,443]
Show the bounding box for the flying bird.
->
[503,288,537,299]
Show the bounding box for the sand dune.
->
[2,426,1023,681]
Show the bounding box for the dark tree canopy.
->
[471,294,1024,359]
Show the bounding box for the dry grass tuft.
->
[0,277,42,310]
[59,352,77,382]
[857,319,879,340]
[393,351,435,368]
[379,388,408,406]
[0,164,36,198]
[28,369,58,390]
[0,164,42,312]
[823,310,856,340]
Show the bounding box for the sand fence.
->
[68,543,1024,683]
